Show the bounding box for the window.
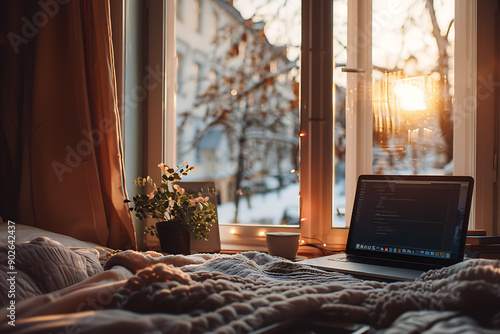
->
[369,1,455,176]
[211,11,218,37]
[176,52,183,94]
[341,0,475,233]
[193,61,200,94]
[195,0,202,33]
[176,0,183,22]
[208,69,217,84]
[174,0,301,239]
[136,0,477,251]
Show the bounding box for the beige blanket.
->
[1,239,500,333]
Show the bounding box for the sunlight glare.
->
[393,83,427,111]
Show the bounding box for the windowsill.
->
[221,237,347,257]
[219,225,349,249]
[220,245,345,260]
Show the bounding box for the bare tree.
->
[187,19,299,223]
[425,0,454,164]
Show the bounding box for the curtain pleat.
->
[0,0,38,226]
[1,0,136,250]
[79,0,136,249]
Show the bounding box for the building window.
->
[193,62,200,94]
[176,52,183,94]
[176,0,183,22]
[195,0,202,32]
[208,69,217,84]
[212,11,218,37]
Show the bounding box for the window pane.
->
[176,0,301,225]
[335,0,455,228]
[372,0,454,175]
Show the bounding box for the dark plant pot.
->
[156,220,190,254]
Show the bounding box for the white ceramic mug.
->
[266,232,301,260]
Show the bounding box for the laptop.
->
[299,175,474,281]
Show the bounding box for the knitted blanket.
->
[105,250,500,333]
[2,244,500,333]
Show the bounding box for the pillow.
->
[0,222,112,256]
[0,237,104,306]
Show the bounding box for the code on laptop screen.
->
[349,178,470,261]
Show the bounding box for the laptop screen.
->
[346,175,474,267]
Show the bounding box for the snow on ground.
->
[218,181,347,226]
[217,161,449,227]
[218,183,300,225]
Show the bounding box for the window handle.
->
[341,68,365,73]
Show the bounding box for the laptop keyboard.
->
[344,254,441,271]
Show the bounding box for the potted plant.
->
[124,162,217,254]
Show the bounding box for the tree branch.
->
[445,18,454,40]
[425,0,447,56]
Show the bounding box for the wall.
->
[476,0,499,236]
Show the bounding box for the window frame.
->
[453,0,476,227]
[344,0,477,228]
[147,0,479,251]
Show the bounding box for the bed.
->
[1,223,499,333]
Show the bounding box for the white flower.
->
[173,184,185,194]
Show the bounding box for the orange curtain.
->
[0,0,136,249]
